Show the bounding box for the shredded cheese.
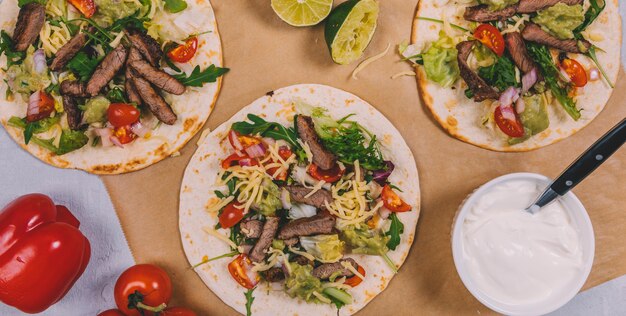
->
[351,43,391,80]
[391,71,417,79]
[304,180,326,198]
[297,139,313,163]
[341,260,365,280]
[196,128,212,146]
[206,195,234,215]
[40,21,72,57]
[202,226,241,252]
[313,291,332,304]
[109,31,125,48]
[288,246,315,262]
[251,248,284,273]
[322,277,352,290]
[501,15,530,35]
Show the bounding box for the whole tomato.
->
[114,264,172,316]
[98,309,126,316]
[162,307,198,316]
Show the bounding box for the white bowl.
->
[451,172,595,315]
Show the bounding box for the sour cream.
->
[461,180,584,306]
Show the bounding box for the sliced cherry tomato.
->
[114,264,172,316]
[108,103,140,127]
[559,56,587,87]
[162,307,198,316]
[307,163,344,183]
[494,104,525,138]
[114,125,137,144]
[167,37,198,63]
[67,0,96,18]
[219,202,245,229]
[474,24,505,57]
[97,309,125,316]
[381,185,411,212]
[228,254,259,289]
[221,152,259,169]
[278,146,293,160]
[26,91,55,122]
[344,265,366,287]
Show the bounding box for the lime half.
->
[325,0,379,65]
[271,0,334,27]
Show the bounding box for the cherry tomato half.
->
[26,90,55,122]
[381,185,411,212]
[560,57,588,87]
[228,254,259,289]
[167,37,198,63]
[162,307,198,316]
[67,0,96,18]
[219,202,245,229]
[114,125,137,144]
[494,104,525,138]
[474,24,505,57]
[108,103,140,128]
[114,264,173,316]
[344,265,366,287]
[97,309,125,316]
[307,163,344,183]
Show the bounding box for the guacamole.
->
[533,3,584,40]
[478,0,518,11]
[340,223,389,256]
[94,0,143,26]
[508,94,549,144]
[284,263,323,302]
[254,178,282,216]
[81,96,110,124]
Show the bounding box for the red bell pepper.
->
[0,194,91,314]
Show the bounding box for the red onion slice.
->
[245,142,266,158]
[372,161,395,185]
[499,87,520,107]
[94,128,114,147]
[379,206,392,220]
[228,130,244,151]
[521,68,538,92]
[515,97,526,114]
[130,121,150,138]
[33,49,47,74]
[27,91,41,119]
[110,136,124,148]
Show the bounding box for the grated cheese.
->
[109,31,125,48]
[251,248,284,273]
[322,277,352,290]
[196,128,211,146]
[288,246,316,262]
[304,180,326,198]
[203,226,241,252]
[40,21,72,57]
[351,43,391,80]
[391,71,417,79]
[313,291,332,304]
[501,15,530,35]
[341,260,365,280]
[297,139,313,163]
[206,195,234,215]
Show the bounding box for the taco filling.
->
[0,0,227,155]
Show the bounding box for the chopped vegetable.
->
[167,37,198,63]
[232,114,301,149]
[307,163,344,183]
[477,55,518,92]
[164,0,188,13]
[381,185,411,213]
[82,96,110,124]
[107,103,140,127]
[244,288,255,316]
[228,255,259,289]
[533,3,584,40]
[173,65,229,87]
[68,0,96,18]
[323,287,353,309]
[218,202,245,229]
[0,30,25,68]
[56,129,89,155]
[67,52,101,82]
[473,24,505,56]
[559,55,587,87]
[343,265,365,287]
[299,234,345,263]
[385,213,404,251]
[494,104,525,138]
[341,224,397,273]
[422,31,459,88]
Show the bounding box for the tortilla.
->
[411,0,621,151]
[179,84,421,315]
[0,0,223,174]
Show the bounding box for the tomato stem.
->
[136,302,167,313]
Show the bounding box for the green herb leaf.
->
[244,288,255,316]
[17,0,46,8]
[385,213,404,251]
[574,0,605,34]
[477,55,518,92]
[24,123,35,144]
[164,0,188,13]
[231,114,301,149]
[320,121,386,170]
[585,45,614,88]
[0,30,26,68]
[67,52,101,82]
[173,65,229,87]
[106,87,128,103]
[191,251,238,269]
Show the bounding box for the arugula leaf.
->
[56,129,89,155]
[164,0,188,13]
[232,114,301,149]
[7,117,86,155]
[386,213,404,251]
[526,43,580,120]
[191,251,238,269]
[320,121,386,170]
[24,123,36,144]
[477,55,518,92]
[574,0,605,34]
[9,116,61,145]
[585,45,613,88]
[17,0,46,7]
[0,30,26,68]
[244,288,255,316]
[67,52,101,82]
[173,65,229,87]
[107,87,128,103]
[228,224,243,251]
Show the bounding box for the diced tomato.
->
[26,91,55,122]
[381,185,411,212]
[494,104,525,138]
[277,146,293,160]
[107,103,140,128]
[166,37,198,63]
[228,254,259,289]
[219,202,244,229]
[474,24,505,57]
[67,0,96,18]
[113,125,137,144]
[559,56,588,87]
[344,265,366,287]
[307,163,344,183]
[265,146,293,181]
[221,152,259,169]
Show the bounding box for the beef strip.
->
[521,23,591,53]
[283,237,299,247]
[517,0,583,13]
[285,185,332,209]
[241,219,263,239]
[261,267,285,282]
[291,255,313,266]
[125,68,142,106]
[463,4,517,22]
[456,41,500,101]
[278,213,335,240]
[60,80,87,97]
[128,57,185,95]
[249,217,280,262]
[85,45,128,96]
[504,32,540,74]
[296,116,337,170]
[125,28,163,67]
[311,258,358,279]
[50,33,87,71]
[130,71,178,125]
[12,3,45,52]
[62,95,83,130]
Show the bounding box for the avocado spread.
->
[533,3,585,40]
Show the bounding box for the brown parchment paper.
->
[102,1,626,315]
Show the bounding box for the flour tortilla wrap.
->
[179,84,421,315]
[411,0,621,151]
[0,0,223,174]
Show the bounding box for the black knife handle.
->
[551,118,626,196]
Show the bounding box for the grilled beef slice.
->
[464,4,517,22]
[284,237,299,247]
[130,71,178,124]
[521,23,591,53]
[285,185,333,209]
[62,95,83,130]
[129,57,185,95]
[504,32,540,74]
[291,255,313,266]
[60,80,87,97]
[12,3,45,52]
[241,219,264,239]
[125,68,143,106]
[311,258,358,279]
[457,41,500,102]
[278,213,335,240]
[249,217,280,262]
[50,33,87,71]
[261,267,285,282]
[517,0,583,13]
[296,116,337,170]
[86,45,128,96]
[125,28,163,67]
